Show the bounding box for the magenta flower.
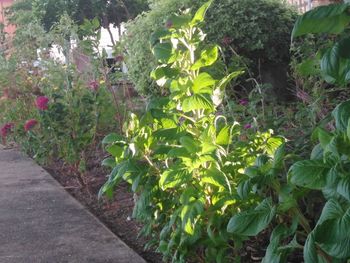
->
[35,96,49,111]
[244,124,252,129]
[239,98,249,106]
[89,80,99,92]
[1,122,14,137]
[24,119,38,132]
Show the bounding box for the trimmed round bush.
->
[123,0,298,94]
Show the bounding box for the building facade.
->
[0,0,15,36]
[287,0,342,13]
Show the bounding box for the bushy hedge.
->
[123,0,298,94]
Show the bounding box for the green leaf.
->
[190,0,213,26]
[159,167,191,190]
[167,14,192,28]
[273,143,285,169]
[216,125,231,145]
[288,160,331,189]
[191,45,218,70]
[338,37,350,59]
[311,144,324,160]
[181,200,204,235]
[314,127,332,149]
[180,136,200,153]
[304,233,319,263]
[106,144,124,158]
[318,199,345,225]
[151,65,179,86]
[297,58,319,76]
[152,42,174,63]
[227,199,276,236]
[102,133,124,144]
[292,3,350,38]
[332,100,350,132]
[337,178,350,201]
[192,72,215,94]
[202,166,231,192]
[150,28,171,46]
[182,94,214,112]
[315,206,350,259]
[262,224,299,263]
[101,157,116,168]
[266,137,285,156]
[212,71,244,106]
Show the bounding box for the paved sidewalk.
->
[0,146,146,263]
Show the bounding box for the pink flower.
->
[89,81,99,92]
[239,98,249,106]
[1,122,14,137]
[24,119,38,132]
[244,124,252,129]
[35,96,49,111]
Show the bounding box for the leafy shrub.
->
[101,3,286,261]
[123,0,297,94]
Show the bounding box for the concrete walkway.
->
[0,146,146,263]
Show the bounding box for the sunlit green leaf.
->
[191,45,218,70]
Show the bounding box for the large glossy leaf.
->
[288,160,331,189]
[315,206,350,259]
[227,198,276,236]
[304,233,319,263]
[314,127,332,149]
[152,42,174,63]
[190,0,213,26]
[320,44,350,85]
[191,45,218,70]
[318,199,345,225]
[332,100,350,132]
[192,72,215,94]
[182,94,214,112]
[292,3,350,38]
[337,177,350,201]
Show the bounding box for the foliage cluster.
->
[122,0,297,94]
[102,2,350,262]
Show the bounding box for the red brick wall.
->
[0,0,15,36]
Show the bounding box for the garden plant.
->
[1,0,350,262]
